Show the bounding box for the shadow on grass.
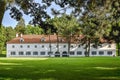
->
[0,58,120,80]
[0,53,6,57]
[1,65,120,80]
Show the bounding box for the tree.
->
[1,0,110,32]
[45,19,57,57]
[25,25,44,35]
[0,26,16,53]
[46,28,52,57]
[78,1,112,57]
[52,14,79,56]
[0,0,26,26]
[80,14,111,57]
[0,0,6,26]
[0,26,6,53]
[105,0,120,56]
[0,0,49,29]
[15,18,25,34]
[5,26,16,42]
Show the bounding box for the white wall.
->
[7,43,116,57]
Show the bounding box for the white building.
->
[6,34,116,57]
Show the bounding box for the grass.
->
[0,57,120,80]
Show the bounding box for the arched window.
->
[62,51,68,57]
[55,52,60,57]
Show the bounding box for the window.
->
[12,45,15,48]
[33,51,38,55]
[56,45,58,48]
[92,51,97,55]
[26,52,31,55]
[100,45,103,48]
[108,45,111,48]
[41,52,46,55]
[55,52,60,57]
[49,45,52,48]
[78,45,81,48]
[11,51,16,55]
[20,45,23,48]
[99,51,104,55]
[27,45,30,48]
[63,45,66,48]
[107,51,112,55]
[55,52,60,55]
[62,51,68,57]
[77,51,82,55]
[70,51,75,55]
[71,45,73,48]
[84,51,87,55]
[35,45,37,48]
[42,45,44,48]
[19,51,24,55]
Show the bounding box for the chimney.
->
[54,33,56,35]
[20,33,23,37]
[16,33,19,37]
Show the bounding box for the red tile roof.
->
[7,34,113,44]
[7,35,69,44]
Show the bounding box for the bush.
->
[0,51,6,57]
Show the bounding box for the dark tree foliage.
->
[105,0,120,56]
[9,7,23,21]
[42,0,109,16]
[44,22,57,34]
[7,0,50,33]
[42,0,86,16]
[6,0,109,33]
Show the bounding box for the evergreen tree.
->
[52,14,79,56]
[105,0,120,56]
[15,18,25,34]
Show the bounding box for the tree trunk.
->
[88,38,91,57]
[85,38,90,57]
[0,1,6,26]
[49,34,52,57]
[68,39,71,57]
[57,33,59,52]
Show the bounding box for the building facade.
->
[7,34,116,57]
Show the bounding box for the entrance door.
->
[62,51,68,57]
[55,52,60,57]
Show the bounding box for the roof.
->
[7,34,113,44]
[7,35,69,44]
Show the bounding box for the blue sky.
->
[2,10,31,27]
[2,0,72,28]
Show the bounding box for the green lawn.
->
[0,57,120,80]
